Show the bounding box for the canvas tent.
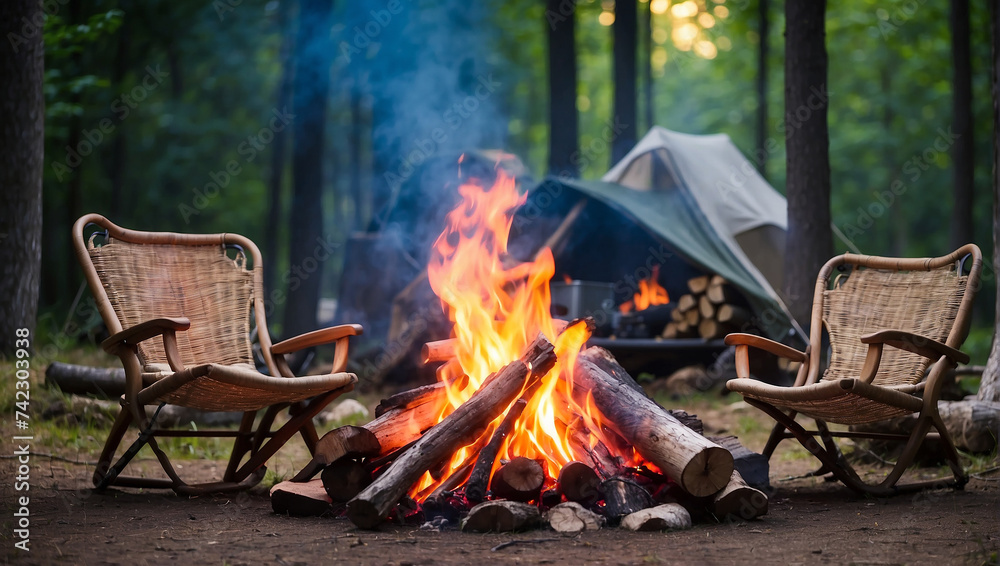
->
[571,126,805,343]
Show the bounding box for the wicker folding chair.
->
[72,214,363,495]
[725,245,982,496]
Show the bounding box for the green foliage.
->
[44,8,123,121]
[39,0,999,346]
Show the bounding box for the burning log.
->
[573,347,734,497]
[422,320,569,364]
[567,428,625,480]
[546,502,604,533]
[345,334,557,529]
[621,503,692,531]
[490,457,546,502]
[461,500,541,533]
[364,392,446,456]
[465,398,529,503]
[374,382,447,417]
[710,470,768,521]
[425,460,475,505]
[601,477,655,522]
[321,459,372,502]
[421,340,456,365]
[290,426,381,482]
[557,460,601,504]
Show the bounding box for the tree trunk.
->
[755,0,769,178]
[284,0,333,338]
[0,0,44,356]
[547,0,579,177]
[642,0,654,132]
[783,0,832,328]
[264,5,294,297]
[611,0,637,165]
[981,0,1000,403]
[949,0,974,250]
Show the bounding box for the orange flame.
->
[619,265,670,313]
[415,169,643,500]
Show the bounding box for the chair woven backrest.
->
[88,235,256,370]
[821,264,967,387]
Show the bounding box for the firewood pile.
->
[271,331,768,532]
[662,275,752,340]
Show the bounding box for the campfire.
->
[273,169,767,531]
[618,265,670,314]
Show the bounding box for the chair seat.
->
[139,363,358,412]
[726,377,923,425]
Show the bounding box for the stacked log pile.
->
[662,275,752,340]
[270,328,769,532]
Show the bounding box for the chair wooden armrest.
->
[102,317,191,373]
[724,333,807,379]
[271,324,364,375]
[101,317,191,353]
[860,330,969,365]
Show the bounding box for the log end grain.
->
[322,459,373,502]
[270,479,335,517]
[679,445,734,497]
[557,461,601,504]
[546,502,604,533]
[490,457,545,502]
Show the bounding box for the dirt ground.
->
[3,398,998,566]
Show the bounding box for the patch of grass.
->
[262,468,288,490]
[649,390,728,411]
[735,415,766,437]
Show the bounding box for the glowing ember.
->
[619,265,670,313]
[415,168,643,500]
